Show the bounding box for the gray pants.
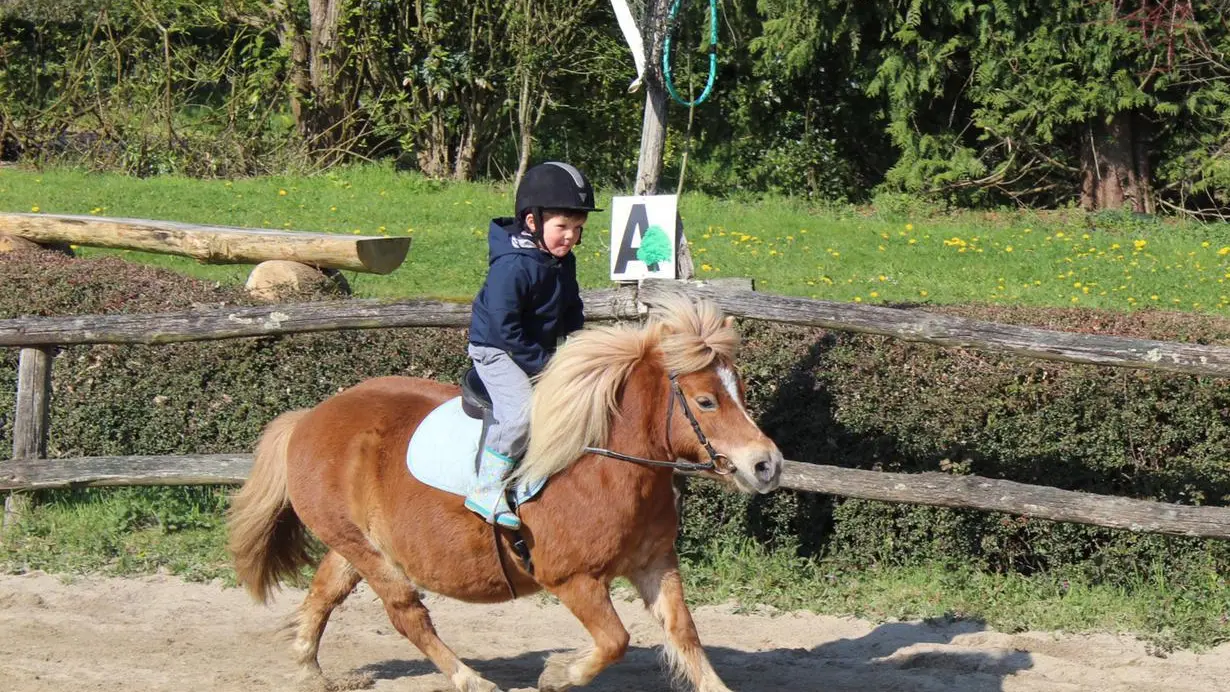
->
[468,344,532,460]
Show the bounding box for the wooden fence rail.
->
[5,279,1230,536]
[2,279,1227,377]
[3,454,1228,539]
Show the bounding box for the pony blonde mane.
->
[515,293,738,484]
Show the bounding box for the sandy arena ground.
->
[2,571,1228,691]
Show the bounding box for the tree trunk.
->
[273,0,312,139]
[306,0,352,152]
[454,121,477,181]
[634,0,672,195]
[514,73,534,189]
[418,114,451,178]
[1080,112,1152,212]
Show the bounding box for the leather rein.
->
[496,371,732,601]
[583,372,733,475]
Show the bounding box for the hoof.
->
[537,652,576,692]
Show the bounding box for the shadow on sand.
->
[357,617,1032,691]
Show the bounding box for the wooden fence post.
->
[5,345,53,530]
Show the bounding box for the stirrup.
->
[464,497,522,529]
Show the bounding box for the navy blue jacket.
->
[469,217,584,375]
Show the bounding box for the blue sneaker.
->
[464,448,522,530]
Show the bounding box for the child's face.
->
[531,212,587,258]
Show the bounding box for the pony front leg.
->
[538,576,630,691]
[633,555,733,692]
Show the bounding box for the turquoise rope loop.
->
[662,0,718,107]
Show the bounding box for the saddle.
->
[404,368,545,505]
[459,367,492,420]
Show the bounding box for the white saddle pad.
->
[406,396,545,504]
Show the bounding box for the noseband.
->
[583,372,733,475]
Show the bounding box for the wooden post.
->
[632,0,694,280]
[633,0,670,197]
[5,346,53,530]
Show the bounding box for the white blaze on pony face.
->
[717,365,758,426]
[678,364,783,495]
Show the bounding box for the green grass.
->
[4,165,1230,311]
[3,496,1225,650]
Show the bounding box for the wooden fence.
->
[4,279,1230,539]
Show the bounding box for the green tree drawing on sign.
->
[637,225,672,272]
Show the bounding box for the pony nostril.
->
[754,460,773,479]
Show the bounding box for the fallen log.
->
[0,212,411,274]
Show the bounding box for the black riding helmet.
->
[515,162,602,247]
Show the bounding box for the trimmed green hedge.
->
[2,249,1229,584]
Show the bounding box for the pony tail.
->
[227,409,314,604]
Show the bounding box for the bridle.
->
[498,370,732,601]
[583,371,734,475]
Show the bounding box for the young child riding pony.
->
[466,161,601,529]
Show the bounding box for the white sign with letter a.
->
[609,194,678,281]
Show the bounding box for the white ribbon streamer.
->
[609,0,646,91]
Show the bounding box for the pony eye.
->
[696,396,717,411]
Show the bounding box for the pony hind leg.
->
[538,575,631,692]
[632,555,732,692]
[346,552,503,692]
[284,549,362,689]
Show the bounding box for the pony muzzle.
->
[725,446,783,494]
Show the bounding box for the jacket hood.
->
[487,217,554,265]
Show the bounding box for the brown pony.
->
[227,294,783,692]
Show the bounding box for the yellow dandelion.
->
[1004,246,1014,253]
[1219,247,1230,256]
[1071,296,1080,303]
[330,205,338,212]
[905,223,914,231]
[908,238,917,245]
[869,291,879,298]
[278,189,287,196]
[1134,239,1147,250]
[1202,241,1211,248]
[1055,231,1066,238]
[30,205,39,212]
[919,289,929,297]
[701,263,713,272]
[854,296,863,303]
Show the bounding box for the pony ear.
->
[723,315,735,329]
